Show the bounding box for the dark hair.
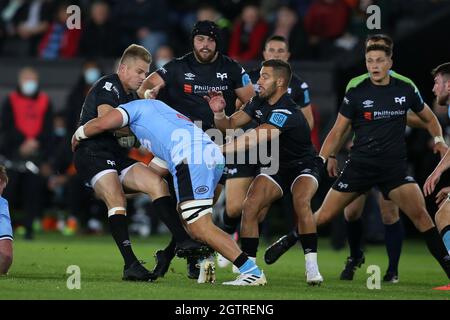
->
[264,35,289,51]
[192,20,220,43]
[432,62,450,79]
[365,34,393,50]
[0,165,8,184]
[262,59,292,86]
[365,44,392,57]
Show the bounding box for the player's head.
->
[191,20,220,63]
[432,62,450,106]
[0,165,8,195]
[365,44,393,84]
[257,59,292,100]
[263,35,290,62]
[365,34,394,51]
[118,44,151,91]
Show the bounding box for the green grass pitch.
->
[0,233,449,300]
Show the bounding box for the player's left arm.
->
[234,83,255,106]
[414,103,448,158]
[220,123,279,154]
[72,109,126,151]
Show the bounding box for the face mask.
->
[156,59,170,70]
[21,80,38,96]
[84,68,101,85]
[54,127,67,137]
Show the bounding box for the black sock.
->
[109,214,138,267]
[385,220,403,273]
[152,196,190,243]
[164,236,176,258]
[241,237,259,258]
[222,211,240,234]
[298,233,318,254]
[233,252,249,268]
[286,229,299,245]
[423,227,450,279]
[346,219,364,259]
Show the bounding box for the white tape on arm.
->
[116,107,129,128]
[74,126,88,141]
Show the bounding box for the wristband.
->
[74,126,88,141]
[214,111,225,120]
[329,155,336,159]
[434,136,445,145]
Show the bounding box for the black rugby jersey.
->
[243,93,316,168]
[78,73,137,153]
[248,68,311,109]
[340,76,424,164]
[156,52,251,131]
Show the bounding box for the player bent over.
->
[72,99,266,286]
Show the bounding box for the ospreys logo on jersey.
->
[216,72,228,80]
[394,96,406,105]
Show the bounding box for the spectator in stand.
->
[0,67,54,240]
[153,45,174,70]
[269,4,310,60]
[112,0,169,54]
[228,3,268,62]
[38,1,81,59]
[79,0,119,58]
[196,4,232,52]
[304,0,350,59]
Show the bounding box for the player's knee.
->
[0,250,13,274]
[411,208,434,231]
[381,210,399,225]
[344,206,361,222]
[293,196,311,214]
[226,201,243,218]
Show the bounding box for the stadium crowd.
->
[0,0,449,246]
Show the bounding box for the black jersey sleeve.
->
[229,61,251,90]
[408,85,425,113]
[289,76,311,109]
[156,59,176,84]
[266,109,298,132]
[95,79,120,108]
[242,96,260,118]
[339,90,357,120]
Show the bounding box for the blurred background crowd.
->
[0,0,449,248]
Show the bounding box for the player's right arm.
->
[72,109,126,151]
[205,90,252,132]
[137,72,166,99]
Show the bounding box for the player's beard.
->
[259,83,277,101]
[194,47,217,63]
[437,92,449,106]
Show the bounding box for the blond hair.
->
[119,44,152,66]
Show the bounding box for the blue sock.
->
[239,258,262,276]
[385,220,403,273]
[441,226,450,254]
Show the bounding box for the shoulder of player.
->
[290,73,309,90]
[390,72,419,93]
[345,73,370,92]
[271,95,298,113]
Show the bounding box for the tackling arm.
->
[220,123,280,154]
